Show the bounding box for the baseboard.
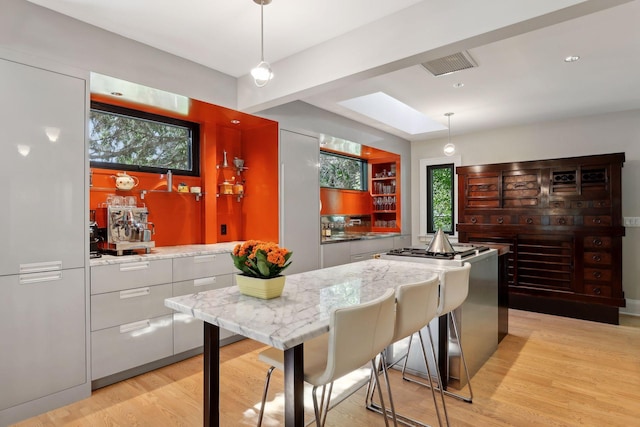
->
[620,298,640,316]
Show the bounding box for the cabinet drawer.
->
[591,200,611,208]
[584,268,612,282]
[549,215,574,226]
[584,216,612,226]
[172,274,233,297]
[584,236,612,249]
[518,215,543,225]
[490,215,513,225]
[583,284,612,297]
[91,314,173,380]
[570,200,588,209]
[91,283,173,331]
[548,200,566,209]
[91,259,172,294]
[583,252,612,265]
[350,237,394,255]
[172,253,235,282]
[173,313,235,354]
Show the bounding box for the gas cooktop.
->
[387,244,489,260]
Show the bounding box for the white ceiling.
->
[26,0,640,141]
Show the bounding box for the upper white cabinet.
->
[0,58,86,275]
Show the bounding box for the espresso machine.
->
[98,205,155,255]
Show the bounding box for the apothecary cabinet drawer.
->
[91,259,172,295]
[518,215,543,225]
[584,236,612,249]
[583,252,612,265]
[91,314,173,380]
[584,216,612,226]
[172,253,235,282]
[583,284,612,297]
[584,268,611,282]
[549,215,574,226]
[91,283,173,331]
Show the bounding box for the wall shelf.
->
[90,187,204,201]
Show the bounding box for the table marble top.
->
[165,259,441,350]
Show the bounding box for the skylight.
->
[338,92,445,135]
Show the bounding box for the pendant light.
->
[251,0,274,87]
[443,112,455,156]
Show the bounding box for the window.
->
[89,101,200,176]
[427,163,454,234]
[319,151,367,190]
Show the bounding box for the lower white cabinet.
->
[172,274,234,354]
[90,251,237,384]
[321,242,351,268]
[0,269,86,412]
[91,315,174,380]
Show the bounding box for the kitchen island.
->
[165,258,498,427]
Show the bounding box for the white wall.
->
[1,0,236,109]
[411,108,640,304]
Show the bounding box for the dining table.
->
[165,258,441,427]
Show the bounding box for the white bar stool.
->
[256,288,398,427]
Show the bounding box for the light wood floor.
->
[14,309,640,426]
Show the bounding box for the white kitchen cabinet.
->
[0,269,86,412]
[0,56,88,425]
[0,58,85,275]
[350,237,394,263]
[172,254,236,354]
[280,130,320,274]
[90,259,173,294]
[321,242,351,268]
[393,235,412,249]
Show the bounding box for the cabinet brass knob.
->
[526,218,533,224]
[471,217,477,224]
[593,271,602,279]
[593,239,603,246]
[593,217,602,224]
[593,287,602,295]
[592,255,602,262]
[558,217,567,225]
[497,217,504,224]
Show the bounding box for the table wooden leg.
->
[284,344,304,427]
[204,323,220,427]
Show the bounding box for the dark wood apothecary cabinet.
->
[457,153,625,324]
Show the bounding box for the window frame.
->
[426,163,455,235]
[319,150,368,191]
[89,101,200,177]
[419,155,461,238]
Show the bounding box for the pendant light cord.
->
[260,0,265,61]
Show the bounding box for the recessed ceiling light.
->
[453,83,464,88]
[110,91,123,96]
[564,55,580,63]
[231,120,240,125]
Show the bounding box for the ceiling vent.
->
[421,51,477,76]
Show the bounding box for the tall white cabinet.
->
[279,129,320,274]
[0,57,88,426]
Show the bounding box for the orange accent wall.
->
[89,93,279,247]
[320,188,372,216]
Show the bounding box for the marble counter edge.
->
[90,242,243,266]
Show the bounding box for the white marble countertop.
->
[165,259,441,351]
[90,242,241,266]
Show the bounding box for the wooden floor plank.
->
[12,310,640,426]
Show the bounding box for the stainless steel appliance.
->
[99,206,155,255]
[381,244,498,391]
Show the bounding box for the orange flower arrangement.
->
[231,240,293,279]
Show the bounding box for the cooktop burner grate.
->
[387,245,489,260]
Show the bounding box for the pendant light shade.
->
[251,0,273,87]
[444,112,455,156]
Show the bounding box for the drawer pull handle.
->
[593,287,602,295]
[194,255,216,264]
[593,271,602,279]
[471,217,477,224]
[576,202,583,208]
[592,217,602,224]
[119,287,151,299]
[526,218,534,224]
[497,217,504,224]
[19,271,63,285]
[558,217,567,225]
[119,319,151,334]
[592,255,602,262]
[194,276,216,287]
[19,260,62,274]
[593,239,603,247]
[119,261,150,272]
